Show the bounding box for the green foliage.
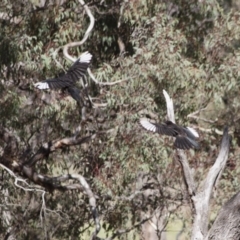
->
[1,0,240,239]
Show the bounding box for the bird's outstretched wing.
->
[139,118,178,136]
[184,127,199,139]
[174,136,199,149]
[139,118,199,150]
[34,52,92,90]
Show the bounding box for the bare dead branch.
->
[163,90,196,199]
[24,134,95,167]
[197,127,229,135]
[51,0,130,92]
[191,127,230,239]
[63,0,95,62]
[88,68,135,86]
[175,151,196,197]
[0,164,100,238]
[206,190,240,239]
[187,108,217,123]
[69,173,100,239]
[163,89,175,123]
[38,173,99,237]
[0,163,47,227]
[51,0,95,66]
[163,90,231,239]
[204,127,230,191]
[2,189,17,240]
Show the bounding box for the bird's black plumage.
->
[67,86,84,105]
[139,118,199,150]
[34,52,92,104]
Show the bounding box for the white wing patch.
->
[34,82,49,89]
[34,51,92,90]
[139,118,157,132]
[79,51,92,63]
[186,127,199,138]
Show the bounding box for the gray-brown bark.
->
[207,191,240,240]
[191,127,230,240]
[163,90,231,240]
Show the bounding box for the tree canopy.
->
[0,0,240,239]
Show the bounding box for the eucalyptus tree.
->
[0,0,240,239]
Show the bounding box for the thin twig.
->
[88,68,135,86]
[0,163,47,226]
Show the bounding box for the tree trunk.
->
[207,191,240,239]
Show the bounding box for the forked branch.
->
[162,90,230,239]
[1,164,100,239]
[191,127,230,240]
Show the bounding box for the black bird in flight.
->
[139,118,199,150]
[34,52,92,104]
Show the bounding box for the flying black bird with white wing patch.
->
[139,118,199,150]
[34,52,92,104]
